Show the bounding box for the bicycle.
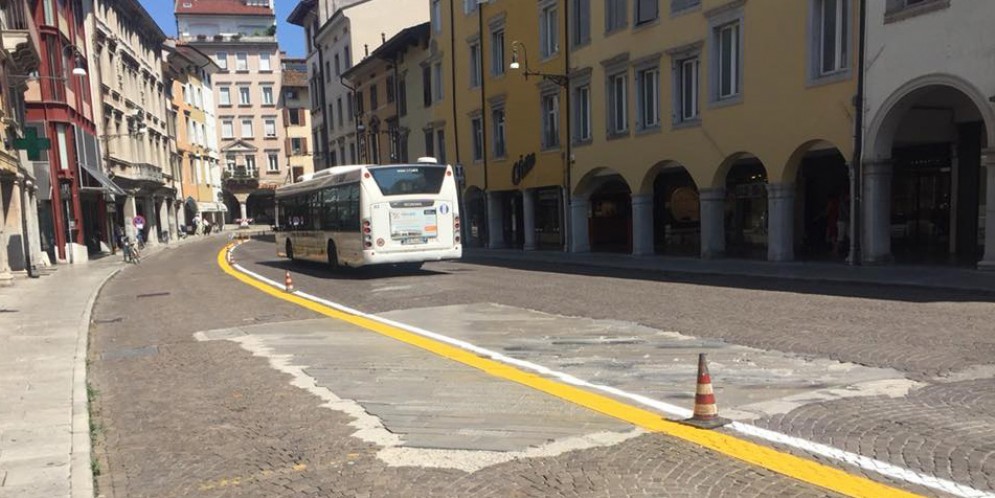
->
[123,239,141,264]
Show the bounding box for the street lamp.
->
[508,40,569,87]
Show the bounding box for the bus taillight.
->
[454,215,460,230]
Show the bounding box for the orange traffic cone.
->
[682,353,730,429]
[284,270,294,293]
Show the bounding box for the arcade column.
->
[862,159,893,264]
[979,149,995,270]
[766,183,795,262]
[631,194,653,256]
[699,188,725,259]
[570,197,590,253]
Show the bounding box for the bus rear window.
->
[369,166,446,196]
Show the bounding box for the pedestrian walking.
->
[133,214,146,248]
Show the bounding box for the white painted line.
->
[228,246,995,498]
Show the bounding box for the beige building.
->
[176,0,286,225]
[164,40,225,232]
[0,0,43,283]
[281,58,314,182]
[91,0,175,246]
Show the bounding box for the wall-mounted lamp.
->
[508,41,568,87]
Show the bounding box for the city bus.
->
[274,158,462,270]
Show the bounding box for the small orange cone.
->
[682,353,730,429]
[284,270,294,293]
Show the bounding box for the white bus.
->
[274,159,462,270]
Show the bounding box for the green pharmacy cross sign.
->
[13,128,51,161]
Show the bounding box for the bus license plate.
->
[401,237,426,245]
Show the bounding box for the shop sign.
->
[511,153,537,186]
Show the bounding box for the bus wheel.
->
[327,241,339,269]
[286,240,295,261]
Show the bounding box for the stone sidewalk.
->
[465,248,995,294]
[0,236,216,498]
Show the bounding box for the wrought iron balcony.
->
[222,167,259,181]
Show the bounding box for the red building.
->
[25,0,117,263]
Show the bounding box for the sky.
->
[140,0,306,58]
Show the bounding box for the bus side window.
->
[323,186,340,230]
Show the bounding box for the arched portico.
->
[722,155,769,260]
[463,187,487,248]
[787,141,851,261]
[639,162,700,257]
[864,75,995,266]
[572,168,633,253]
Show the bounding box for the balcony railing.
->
[1,0,30,30]
[223,167,259,181]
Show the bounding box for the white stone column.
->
[767,183,795,262]
[145,197,159,247]
[7,178,26,271]
[862,160,893,264]
[26,187,44,266]
[239,201,248,222]
[160,197,173,243]
[523,189,537,251]
[699,188,725,259]
[124,195,137,241]
[486,191,505,249]
[0,180,11,286]
[570,197,590,253]
[631,194,654,256]
[979,150,995,270]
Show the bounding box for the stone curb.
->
[71,266,120,498]
[464,251,995,295]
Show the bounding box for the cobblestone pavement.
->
[88,239,839,497]
[232,238,995,496]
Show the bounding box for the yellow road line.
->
[217,246,921,498]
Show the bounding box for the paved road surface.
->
[86,237,995,496]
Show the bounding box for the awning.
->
[80,159,126,196]
[197,201,228,213]
[75,128,126,196]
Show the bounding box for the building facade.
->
[164,40,226,231]
[299,0,427,170]
[24,0,105,264]
[91,0,174,248]
[281,57,314,183]
[176,0,286,225]
[441,0,858,260]
[861,0,995,269]
[0,0,43,283]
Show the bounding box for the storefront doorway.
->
[589,178,632,253]
[652,168,700,256]
[725,160,768,259]
[534,187,562,250]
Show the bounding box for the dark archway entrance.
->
[246,190,275,225]
[884,86,987,264]
[589,177,632,253]
[652,168,700,256]
[464,187,487,248]
[796,148,849,261]
[502,191,525,250]
[725,159,768,259]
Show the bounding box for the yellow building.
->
[164,41,225,231]
[281,58,314,182]
[435,0,570,250]
[441,0,857,260]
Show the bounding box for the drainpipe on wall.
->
[478,1,488,191]
[449,0,460,165]
[562,0,571,253]
[849,0,867,266]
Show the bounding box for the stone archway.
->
[639,162,700,257]
[865,77,995,266]
[572,168,633,254]
[723,155,769,260]
[787,141,850,261]
[463,187,487,248]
